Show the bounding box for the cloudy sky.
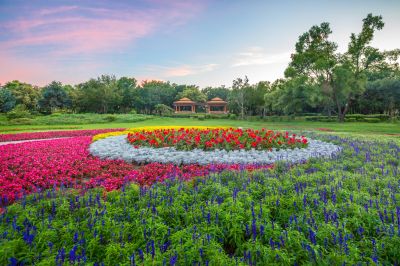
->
[1,0,399,87]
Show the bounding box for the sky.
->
[1,0,399,88]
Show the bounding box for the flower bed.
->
[92,126,228,142]
[127,128,308,151]
[0,128,126,142]
[0,135,399,265]
[0,136,271,205]
[90,135,340,165]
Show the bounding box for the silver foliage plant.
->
[89,135,342,165]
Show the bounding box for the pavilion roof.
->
[207,97,227,104]
[173,97,196,104]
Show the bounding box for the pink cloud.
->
[3,17,154,54]
[162,64,219,77]
[2,2,203,55]
[38,5,78,16]
[0,1,205,85]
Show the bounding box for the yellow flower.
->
[92,126,233,142]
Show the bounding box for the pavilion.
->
[173,97,196,113]
[205,97,228,114]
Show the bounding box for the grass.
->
[1,116,399,138]
[0,113,153,128]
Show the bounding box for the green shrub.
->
[197,115,205,121]
[364,118,381,123]
[6,105,31,120]
[104,115,117,122]
[229,114,237,120]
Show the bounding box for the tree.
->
[244,81,270,116]
[76,75,122,113]
[285,14,385,122]
[38,81,71,113]
[177,86,207,103]
[4,80,40,111]
[355,78,400,116]
[202,86,230,101]
[264,78,318,115]
[117,77,137,112]
[63,84,79,113]
[135,80,177,114]
[229,76,249,119]
[0,87,16,112]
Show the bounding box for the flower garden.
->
[0,126,399,265]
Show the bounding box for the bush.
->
[303,114,390,122]
[104,115,117,122]
[229,114,237,120]
[154,104,174,116]
[197,115,205,121]
[364,118,381,123]
[129,109,137,114]
[6,105,31,120]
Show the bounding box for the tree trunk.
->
[337,101,350,123]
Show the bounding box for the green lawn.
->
[1,117,399,140]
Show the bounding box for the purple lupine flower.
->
[309,228,317,245]
[130,253,135,266]
[73,231,79,242]
[396,206,400,235]
[151,240,155,259]
[138,248,144,262]
[357,226,364,238]
[252,219,257,241]
[170,254,177,266]
[9,258,18,266]
[69,245,77,264]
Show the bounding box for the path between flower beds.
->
[0,137,74,146]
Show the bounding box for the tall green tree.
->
[202,86,230,101]
[355,78,400,116]
[76,75,122,113]
[229,76,249,119]
[4,80,40,111]
[135,81,177,114]
[177,86,207,103]
[0,87,16,112]
[38,81,71,113]
[285,14,385,122]
[117,77,137,112]
[245,81,270,116]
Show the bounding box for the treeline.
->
[0,13,399,122]
[0,76,270,117]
